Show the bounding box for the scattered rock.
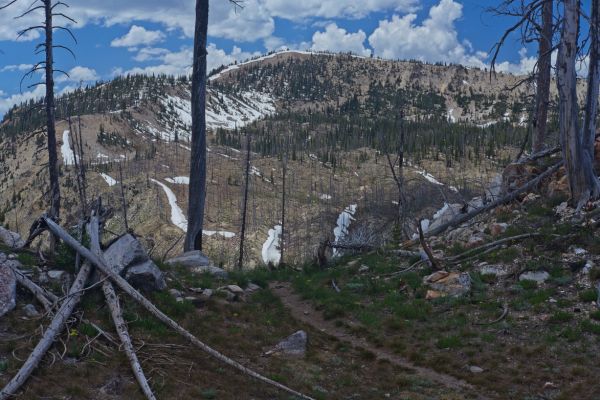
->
[166,251,228,278]
[22,304,40,318]
[0,252,6,263]
[0,226,25,249]
[423,271,471,298]
[489,223,508,236]
[226,285,244,294]
[479,264,512,278]
[469,366,484,374]
[0,263,16,317]
[246,283,261,293]
[519,271,550,284]
[466,235,486,249]
[104,234,166,292]
[168,288,182,298]
[201,288,213,299]
[98,375,125,397]
[265,330,308,357]
[47,270,66,280]
[358,265,370,273]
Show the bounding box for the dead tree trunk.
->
[583,0,600,169]
[280,152,287,266]
[185,0,209,252]
[557,0,600,209]
[118,163,129,232]
[44,0,60,252]
[532,0,553,153]
[238,133,251,270]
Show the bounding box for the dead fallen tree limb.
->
[515,146,561,165]
[9,267,57,313]
[473,303,509,326]
[42,217,314,400]
[87,216,156,400]
[401,161,563,249]
[418,219,441,270]
[445,233,541,263]
[0,262,93,400]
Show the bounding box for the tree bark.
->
[238,134,251,270]
[44,0,61,252]
[532,0,553,153]
[557,0,600,209]
[185,0,209,252]
[583,0,600,164]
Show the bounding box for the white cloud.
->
[494,48,537,75]
[0,85,45,116]
[133,47,170,62]
[262,0,418,20]
[0,64,33,73]
[57,66,100,83]
[111,25,165,48]
[368,0,487,68]
[311,23,371,56]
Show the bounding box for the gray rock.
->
[169,288,182,298]
[22,304,40,318]
[0,227,25,249]
[201,288,213,299]
[479,265,511,278]
[266,330,308,357]
[0,263,16,317]
[423,271,472,298]
[0,252,6,263]
[519,271,550,284]
[358,265,370,273]
[469,366,484,374]
[246,283,261,292]
[103,234,149,274]
[48,270,66,280]
[226,285,244,294]
[124,260,166,292]
[166,251,228,278]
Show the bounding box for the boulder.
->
[103,234,148,274]
[265,330,308,357]
[0,226,25,249]
[246,283,261,293]
[166,251,228,278]
[423,271,471,298]
[22,304,40,318]
[124,260,167,292]
[104,234,166,292]
[0,263,16,317]
[519,271,550,284]
[478,264,512,278]
[489,223,508,237]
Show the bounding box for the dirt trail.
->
[270,281,489,400]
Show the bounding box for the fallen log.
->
[9,267,57,313]
[0,262,93,399]
[445,233,540,263]
[88,216,156,400]
[401,161,563,249]
[42,217,314,400]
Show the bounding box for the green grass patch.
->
[436,335,463,349]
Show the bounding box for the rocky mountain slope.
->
[0,50,538,267]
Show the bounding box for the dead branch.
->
[87,215,156,400]
[401,161,562,249]
[445,233,540,263]
[42,217,314,400]
[418,219,441,270]
[473,303,509,325]
[9,266,57,312]
[0,262,93,399]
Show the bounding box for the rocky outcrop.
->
[104,234,166,292]
[423,271,471,299]
[265,330,308,357]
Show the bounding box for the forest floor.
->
[2,192,600,399]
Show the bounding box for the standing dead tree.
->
[385,110,408,232]
[489,0,556,153]
[238,133,251,270]
[557,0,600,209]
[1,0,77,253]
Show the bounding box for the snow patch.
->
[319,194,332,200]
[100,173,117,187]
[165,176,190,185]
[262,225,282,266]
[61,130,77,166]
[332,205,357,257]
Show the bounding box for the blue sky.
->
[0,0,586,116]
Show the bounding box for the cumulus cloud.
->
[0,85,45,116]
[0,64,33,73]
[111,25,165,47]
[56,66,100,83]
[494,48,537,75]
[311,23,371,56]
[368,0,487,68]
[263,0,418,20]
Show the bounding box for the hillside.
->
[0,50,538,268]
